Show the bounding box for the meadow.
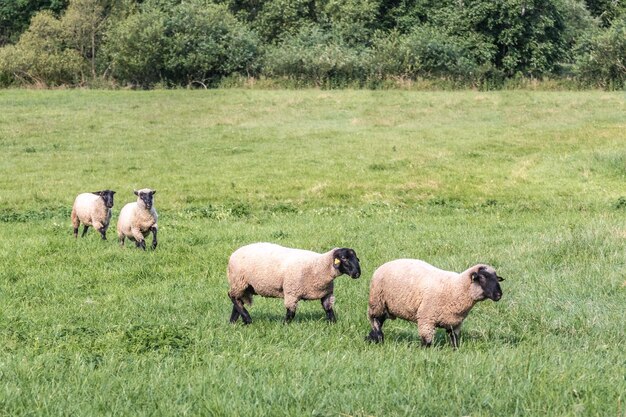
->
[0,89,625,416]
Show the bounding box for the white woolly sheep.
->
[366,259,504,348]
[116,188,158,250]
[71,190,116,240]
[227,242,361,324]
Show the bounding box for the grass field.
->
[0,89,625,416]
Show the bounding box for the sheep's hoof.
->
[231,316,252,325]
[365,331,383,344]
[231,320,252,326]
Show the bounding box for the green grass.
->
[0,89,625,416]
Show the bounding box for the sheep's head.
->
[134,188,156,209]
[93,190,115,208]
[470,265,504,301]
[333,248,361,279]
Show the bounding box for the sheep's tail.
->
[71,207,79,228]
[227,261,253,305]
[367,274,386,319]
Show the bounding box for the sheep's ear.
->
[497,276,505,282]
[471,272,480,281]
[151,190,156,195]
[133,190,139,196]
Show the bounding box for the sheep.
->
[116,189,158,250]
[71,190,116,240]
[366,259,504,348]
[227,242,361,324]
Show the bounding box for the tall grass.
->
[0,90,625,416]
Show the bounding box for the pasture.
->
[0,89,625,416]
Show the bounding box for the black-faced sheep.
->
[366,259,504,348]
[116,189,158,250]
[227,242,361,324]
[71,190,116,240]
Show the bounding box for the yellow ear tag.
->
[334,258,341,265]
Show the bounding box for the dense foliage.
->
[0,0,624,88]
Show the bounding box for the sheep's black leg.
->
[73,227,79,238]
[366,315,386,343]
[229,305,241,323]
[320,294,336,323]
[284,308,296,323]
[136,239,146,250]
[98,228,107,240]
[447,327,461,349]
[325,309,336,323]
[151,227,158,250]
[230,296,251,325]
[81,225,89,237]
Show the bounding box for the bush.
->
[424,0,571,77]
[252,0,317,43]
[368,26,494,84]
[318,0,379,46]
[0,11,84,86]
[101,5,168,87]
[163,2,261,86]
[0,0,68,46]
[103,0,261,87]
[575,17,626,89]
[0,0,109,87]
[262,25,368,87]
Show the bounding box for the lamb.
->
[227,242,361,324]
[116,189,158,250]
[366,259,504,348]
[71,190,116,240]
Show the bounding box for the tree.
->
[253,0,317,42]
[102,4,167,86]
[103,0,261,87]
[0,0,68,46]
[317,0,380,46]
[263,25,368,86]
[575,16,626,88]
[163,1,261,85]
[62,0,107,78]
[369,25,493,82]
[583,0,626,26]
[428,0,570,77]
[0,10,83,85]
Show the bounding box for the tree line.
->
[0,0,624,89]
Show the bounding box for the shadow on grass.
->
[382,328,523,348]
[228,309,333,325]
[384,329,448,347]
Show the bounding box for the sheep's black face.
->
[94,190,115,208]
[135,190,156,209]
[333,248,361,279]
[471,266,504,301]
